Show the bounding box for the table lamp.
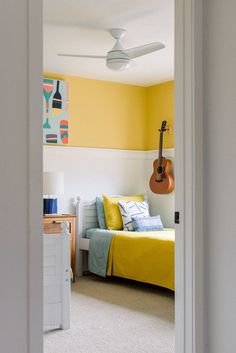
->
[43,172,64,214]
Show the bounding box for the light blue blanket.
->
[86,229,123,277]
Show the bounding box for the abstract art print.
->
[43,78,69,144]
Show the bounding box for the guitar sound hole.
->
[157,166,163,174]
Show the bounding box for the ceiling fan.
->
[58,28,165,71]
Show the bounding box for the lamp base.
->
[43,198,58,214]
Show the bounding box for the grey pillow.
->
[95,197,107,229]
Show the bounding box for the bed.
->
[76,197,175,291]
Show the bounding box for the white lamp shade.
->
[43,172,64,196]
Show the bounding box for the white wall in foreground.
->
[203,1,236,352]
[0,1,43,352]
[43,146,175,227]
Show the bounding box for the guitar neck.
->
[158,132,163,167]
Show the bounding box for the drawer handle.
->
[53,221,62,224]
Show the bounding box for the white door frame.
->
[175,0,204,352]
[27,0,204,352]
[28,1,43,353]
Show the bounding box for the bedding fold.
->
[87,228,123,276]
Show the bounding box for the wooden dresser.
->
[43,214,76,281]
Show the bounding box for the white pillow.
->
[118,200,150,231]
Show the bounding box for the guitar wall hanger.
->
[159,127,170,132]
[159,124,172,135]
[149,120,174,194]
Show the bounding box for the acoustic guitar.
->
[149,120,174,194]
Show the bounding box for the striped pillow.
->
[118,200,149,231]
[132,215,164,232]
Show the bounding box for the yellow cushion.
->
[103,194,144,230]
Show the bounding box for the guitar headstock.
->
[159,120,167,132]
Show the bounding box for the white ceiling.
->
[43,0,174,86]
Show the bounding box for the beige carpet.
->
[44,275,175,353]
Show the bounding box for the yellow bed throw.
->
[107,229,175,291]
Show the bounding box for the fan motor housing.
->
[106,50,130,71]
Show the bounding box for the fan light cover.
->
[106,58,130,71]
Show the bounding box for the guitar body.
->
[149,157,174,194]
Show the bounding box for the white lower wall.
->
[43,146,147,213]
[43,146,175,227]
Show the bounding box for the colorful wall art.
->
[43,78,69,144]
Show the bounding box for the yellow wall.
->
[43,73,174,150]
[44,72,147,150]
[146,81,174,150]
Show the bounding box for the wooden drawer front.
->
[44,221,71,234]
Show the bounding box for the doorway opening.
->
[43,2,175,353]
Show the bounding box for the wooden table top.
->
[43,214,76,218]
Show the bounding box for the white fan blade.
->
[124,42,165,59]
[57,54,106,59]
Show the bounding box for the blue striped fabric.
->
[118,200,149,231]
[132,215,164,232]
